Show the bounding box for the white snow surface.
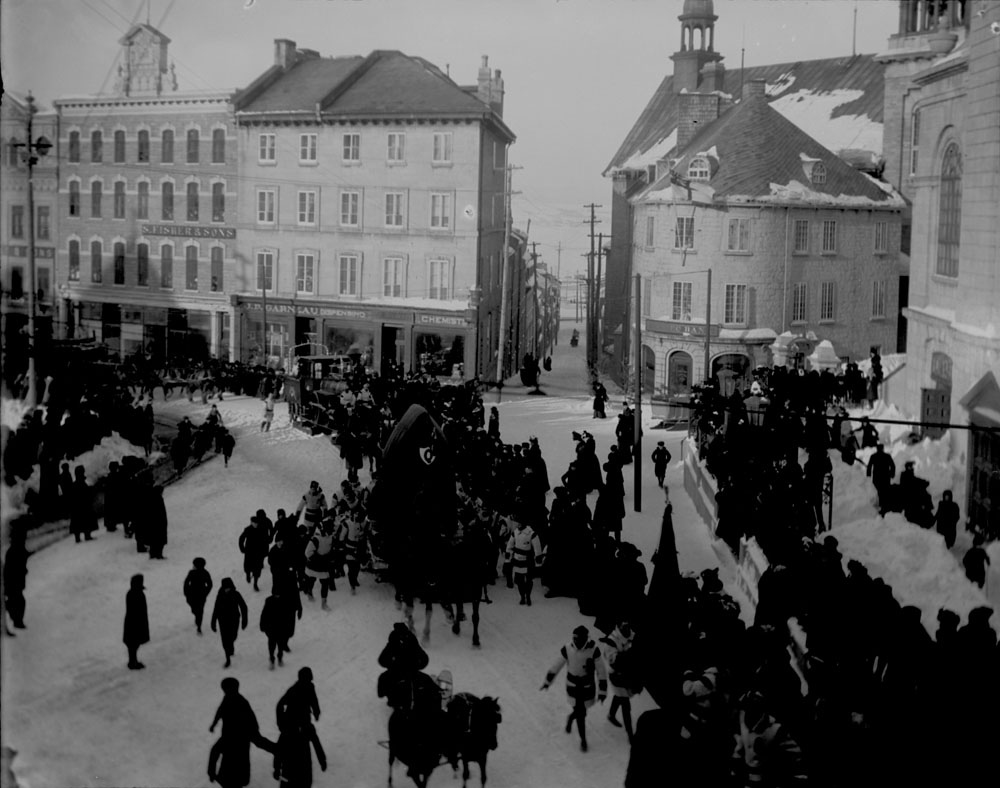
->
[616,129,677,172]
[738,179,906,208]
[768,88,883,158]
[2,389,729,788]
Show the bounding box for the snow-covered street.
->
[2,359,723,788]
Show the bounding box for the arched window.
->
[138,130,150,162]
[212,129,225,163]
[68,239,81,281]
[68,131,80,163]
[90,240,103,283]
[161,129,174,163]
[137,243,149,287]
[90,130,103,163]
[810,162,826,185]
[936,143,961,278]
[113,130,126,163]
[688,157,710,182]
[187,129,200,163]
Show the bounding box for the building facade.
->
[1,92,60,370]
[632,81,904,399]
[879,0,1000,533]
[54,23,238,361]
[232,42,514,377]
[604,0,892,386]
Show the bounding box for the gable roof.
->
[119,23,170,46]
[606,53,884,175]
[639,94,902,208]
[236,50,513,139]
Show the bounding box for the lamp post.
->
[13,93,53,406]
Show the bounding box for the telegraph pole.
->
[495,160,522,400]
[596,232,609,365]
[583,204,601,372]
[530,241,540,357]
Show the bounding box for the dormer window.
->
[688,157,710,182]
[811,162,827,185]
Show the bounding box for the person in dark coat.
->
[615,406,635,464]
[276,667,321,733]
[238,515,270,592]
[171,434,189,473]
[934,490,960,549]
[592,380,608,419]
[272,724,327,788]
[146,486,168,559]
[866,443,896,515]
[962,537,990,589]
[3,524,31,631]
[70,465,98,543]
[211,577,249,668]
[123,573,149,669]
[208,677,275,788]
[487,406,500,439]
[651,442,671,487]
[103,461,123,532]
[58,461,73,501]
[184,557,214,634]
[219,429,235,468]
[260,589,302,668]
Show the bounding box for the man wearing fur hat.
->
[540,625,608,752]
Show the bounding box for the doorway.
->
[381,325,404,376]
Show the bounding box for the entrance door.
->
[668,351,692,398]
[381,325,402,376]
[921,387,951,439]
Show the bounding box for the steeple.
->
[670,0,724,94]
[115,23,175,97]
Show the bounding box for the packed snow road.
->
[2,391,726,788]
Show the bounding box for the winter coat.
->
[602,627,641,698]
[544,638,608,708]
[123,587,150,647]
[867,452,896,490]
[239,524,270,574]
[336,517,368,563]
[304,530,336,579]
[220,433,236,458]
[277,679,321,733]
[260,593,300,643]
[69,478,98,537]
[296,489,327,526]
[651,446,671,474]
[3,542,29,592]
[935,500,960,545]
[211,588,249,641]
[505,524,543,577]
[208,694,261,788]
[273,728,326,788]
[183,567,213,608]
[146,489,168,550]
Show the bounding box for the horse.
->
[386,683,501,788]
[439,521,494,648]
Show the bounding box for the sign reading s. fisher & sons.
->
[140,224,237,239]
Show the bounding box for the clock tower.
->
[115,24,176,97]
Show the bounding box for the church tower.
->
[670,0,724,93]
[114,24,176,97]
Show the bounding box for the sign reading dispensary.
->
[140,224,237,239]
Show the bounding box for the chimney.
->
[490,68,505,116]
[700,60,726,93]
[477,55,492,104]
[676,92,723,152]
[742,78,767,102]
[274,39,297,70]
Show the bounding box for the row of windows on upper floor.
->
[66,129,228,165]
[59,129,472,167]
[639,216,892,255]
[63,238,455,301]
[673,156,826,186]
[7,205,52,240]
[638,278,890,325]
[62,179,469,230]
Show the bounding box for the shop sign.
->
[243,301,367,320]
[3,245,55,259]
[417,313,470,328]
[645,318,720,338]
[140,224,237,239]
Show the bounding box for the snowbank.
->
[1,396,33,432]
[831,514,996,635]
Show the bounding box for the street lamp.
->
[12,92,53,406]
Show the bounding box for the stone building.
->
[53,23,238,361]
[604,0,892,387]
[631,80,904,400]
[878,0,1000,534]
[1,92,59,366]
[231,42,515,377]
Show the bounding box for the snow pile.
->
[847,399,918,445]
[1,396,33,432]
[747,179,906,208]
[766,71,797,97]
[831,514,996,635]
[768,88,883,158]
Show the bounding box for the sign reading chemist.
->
[140,224,236,239]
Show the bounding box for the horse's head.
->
[472,696,502,751]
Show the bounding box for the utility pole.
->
[530,241,540,357]
[556,241,562,281]
[583,204,601,372]
[495,160,522,400]
[13,93,53,406]
[634,274,642,512]
[596,232,609,366]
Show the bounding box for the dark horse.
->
[387,683,501,788]
[439,522,495,648]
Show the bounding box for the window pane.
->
[161,246,173,288]
[936,143,962,278]
[794,220,809,252]
[211,247,223,292]
[91,131,103,163]
[114,130,125,163]
[212,129,225,163]
[138,130,150,162]
[137,244,149,286]
[138,182,149,219]
[91,241,102,283]
[187,182,199,221]
[212,183,225,222]
[69,132,80,162]
[186,129,199,163]
[91,182,102,218]
[162,182,174,220]
[185,246,198,290]
[114,182,125,218]
[114,242,125,285]
[10,206,23,238]
[69,240,81,281]
[69,181,80,216]
[161,130,173,163]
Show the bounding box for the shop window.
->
[415,332,464,376]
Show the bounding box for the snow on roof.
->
[727,179,906,208]
[767,88,882,158]
[696,145,719,160]
[906,305,999,340]
[614,129,677,173]
[799,152,821,163]
[765,71,797,97]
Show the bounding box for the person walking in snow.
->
[335,513,368,595]
[3,524,30,632]
[602,619,641,744]
[239,515,271,592]
[303,518,337,610]
[963,537,990,589]
[296,481,327,528]
[272,720,327,788]
[935,490,960,549]
[208,677,276,788]
[866,443,896,515]
[260,587,302,669]
[70,465,98,543]
[651,441,671,488]
[219,428,235,468]
[184,557,214,634]
[540,624,608,752]
[145,485,169,560]
[123,573,149,670]
[505,514,544,606]
[261,394,275,433]
[211,577,249,668]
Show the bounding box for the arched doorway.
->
[668,351,693,399]
[712,353,751,396]
[642,345,656,394]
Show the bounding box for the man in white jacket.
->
[540,625,608,752]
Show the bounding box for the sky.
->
[2,0,899,278]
